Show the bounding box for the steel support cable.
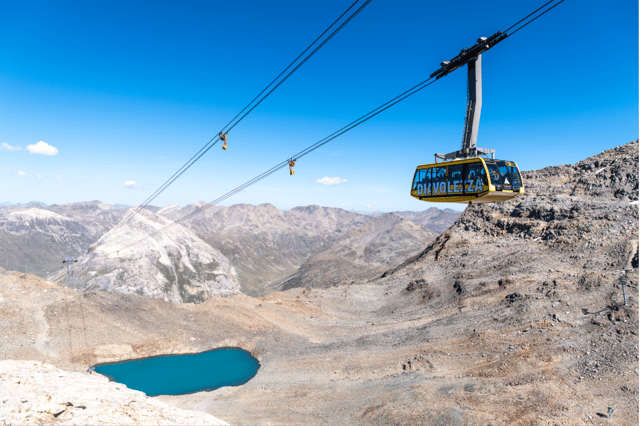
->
[96,0,371,244]
[503,0,557,33]
[224,0,373,134]
[128,0,556,224]
[506,0,566,36]
[218,0,364,135]
[96,0,567,257]
[100,77,437,257]
[103,134,221,239]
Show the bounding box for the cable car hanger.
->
[431,31,506,162]
[410,31,525,204]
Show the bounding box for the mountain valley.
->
[1,200,459,299]
[0,141,638,426]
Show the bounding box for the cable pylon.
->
[63,256,78,290]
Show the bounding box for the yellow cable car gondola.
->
[412,32,524,205]
[410,157,524,204]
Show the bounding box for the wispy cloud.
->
[17,171,27,177]
[35,174,44,178]
[121,180,137,189]
[27,141,58,156]
[313,176,348,186]
[1,143,23,151]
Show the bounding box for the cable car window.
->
[412,169,425,191]
[496,161,513,188]
[506,164,522,190]
[413,168,431,195]
[465,162,485,193]
[432,166,447,196]
[448,165,464,194]
[423,168,432,194]
[486,162,502,186]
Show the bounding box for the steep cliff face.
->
[72,207,239,303]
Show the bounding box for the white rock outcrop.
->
[0,360,228,425]
[74,207,239,303]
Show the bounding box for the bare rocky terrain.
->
[274,212,438,291]
[0,201,458,298]
[393,207,463,234]
[1,360,228,425]
[0,201,127,278]
[0,141,637,426]
[71,207,240,303]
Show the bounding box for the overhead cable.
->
[95,0,567,257]
[96,0,372,244]
[99,76,438,257]
[506,0,565,36]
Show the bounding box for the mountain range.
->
[0,200,461,300]
[1,140,637,426]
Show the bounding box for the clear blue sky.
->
[1,0,637,212]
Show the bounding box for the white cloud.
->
[56,175,63,179]
[17,171,27,177]
[26,141,58,156]
[35,174,44,178]
[1,142,23,151]
[313,176,348,186]
[121,180,136,189]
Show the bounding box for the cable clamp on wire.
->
[220,132,228,150]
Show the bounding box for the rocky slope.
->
[159,203,375,296]
[0,208,97,278]
[45,200,129,236]
[394,207,462,234]
[0,201,128,278]
[1,200,457,297]
[275,212,439,290]
[0,141,636,426]
[160,203,455,296]
[68,207,239,303]
[1,360,228,425]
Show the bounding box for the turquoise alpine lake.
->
[92,348,260,396]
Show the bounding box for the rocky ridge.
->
[160,203,458,296]
[0,360,227,425]
[0,208,98,278]
[161,203,375,296]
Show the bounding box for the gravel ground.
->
[0,141,637,426]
